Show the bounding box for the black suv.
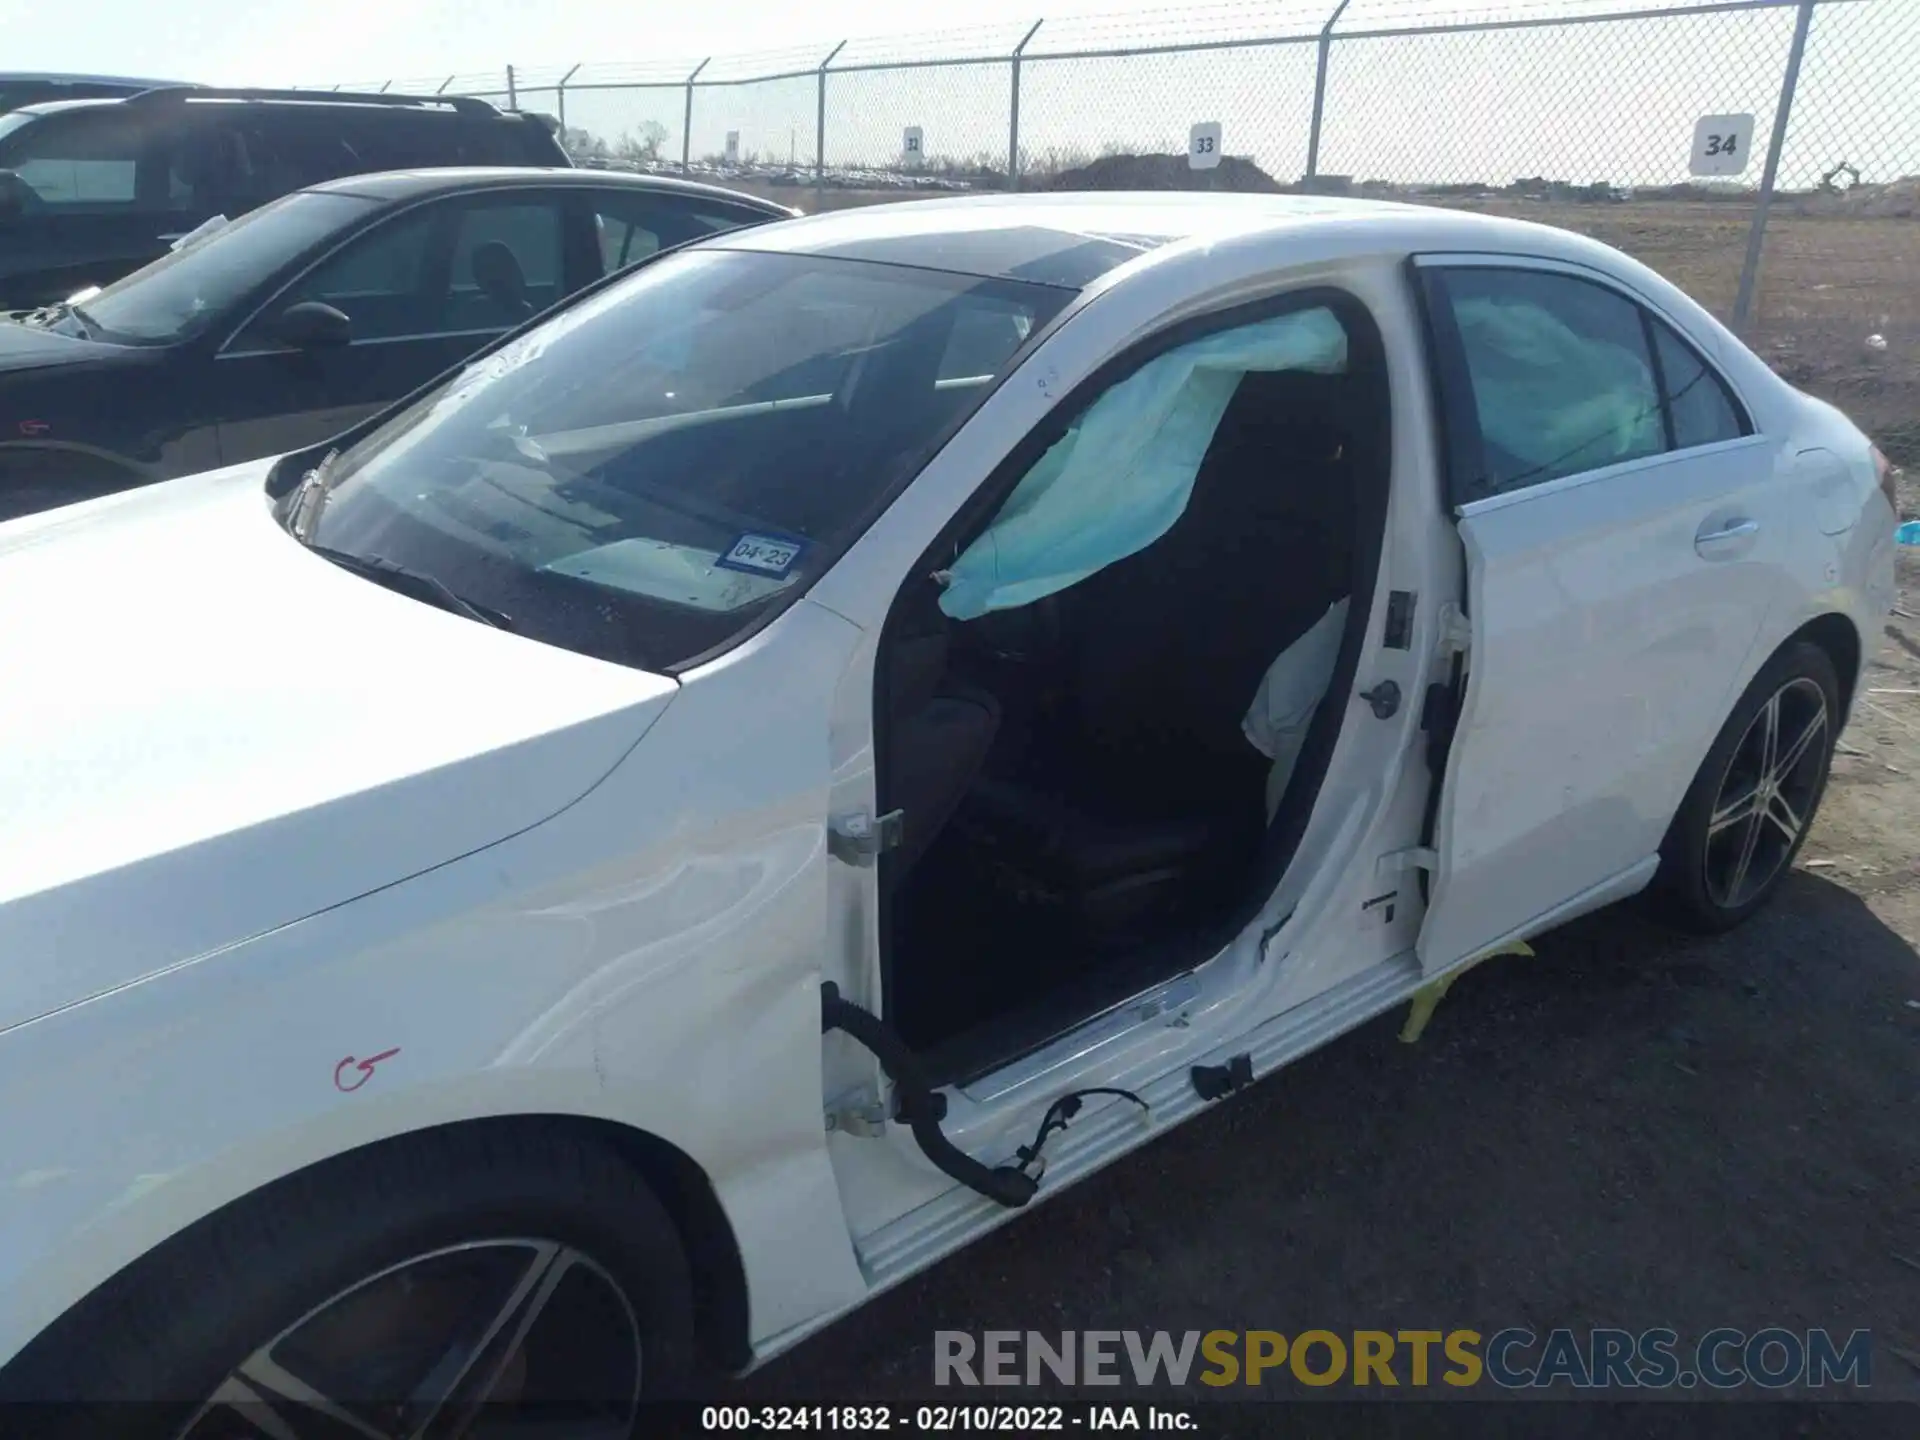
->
[0,73,196,114]
[0,88,569,309]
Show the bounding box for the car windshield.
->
[72,191,378,343]
[299,247,1074,671]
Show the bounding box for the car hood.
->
[0,317,124,373]
[0,462,679,1033]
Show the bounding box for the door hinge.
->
[1378,846,1439,877]
[1437,602,1472,657]
[824,1086,889,1138]
[828,809,904,867]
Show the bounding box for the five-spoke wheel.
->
[1658,640,1840,932]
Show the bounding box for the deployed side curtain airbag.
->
[937,309,1348,620]
[1450,296,1662,483]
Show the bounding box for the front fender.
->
[0,602,872,1371]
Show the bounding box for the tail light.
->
[1872,445,1898,512]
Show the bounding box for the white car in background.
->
[0,193,1896,1434]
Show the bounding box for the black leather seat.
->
[471,241,535,323]
[882,583,1002,881]
[953,369,1359,937]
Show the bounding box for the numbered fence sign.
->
[724,130,740,165]
[1690,113,1754,176]
[903,126,924,161]
[1189,121,1222,170]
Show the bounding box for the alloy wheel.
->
[178,1239,643,1440]
[1702,675,1830,911]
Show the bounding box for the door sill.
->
[856,945,1456,1288]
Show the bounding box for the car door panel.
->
[1414,257,1793,971]
[1423,438,1791,968]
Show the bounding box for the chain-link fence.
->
[337,0,1920,461]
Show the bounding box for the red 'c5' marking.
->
[333,1048,401,1093]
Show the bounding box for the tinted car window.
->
[299,250,1073,672]
[239,204,438,346]
[586,191,767,277]
[445,199,566,327]
[78,190,376,343]
[1426,267,1665,503]
[0,105,223,215]
[0,107,147,208]
[1650,317,1748,449]
[228,113,370,198]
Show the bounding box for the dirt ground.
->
[722,371,1920,1407]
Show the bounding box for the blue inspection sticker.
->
[714,531,808,579]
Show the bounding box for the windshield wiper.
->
[286,449,342,542]
[17,300,94,337]
[303,543,515,632]
[64,302,103,339]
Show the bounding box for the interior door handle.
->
[1695,518,1759,552]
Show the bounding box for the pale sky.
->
[6,0,1194,85]
[7,0,1915,190]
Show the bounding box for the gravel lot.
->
[730,480,1920,1411]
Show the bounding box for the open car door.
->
[1411,254,1787,973]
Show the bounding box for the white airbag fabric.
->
[1242,596,1350,819]
[938,308,1348,619]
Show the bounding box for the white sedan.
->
[0,193,1897,1430]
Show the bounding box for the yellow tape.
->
[1398,940,1535,1043]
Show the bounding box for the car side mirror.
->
[0,170,36,217]
[274,301,352,351]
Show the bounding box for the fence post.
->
[816,41,848,199]
[1732,0,1817,331]
[1305,0,1352,183]
[505,65,518,111]
[681,59,709,173]
[556,63,580,135]
[1007,19,1045,192]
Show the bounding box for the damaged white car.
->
[0,193,1897,1433]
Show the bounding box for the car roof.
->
[0,72,189,85]
[5,97,127,118]
[705,191,1609,287]
[3,89,506,123]
[304,166,793,213]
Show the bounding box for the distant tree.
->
[614,121,670,163]
[562,126,610,162]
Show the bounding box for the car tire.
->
[1654,639,1840,934]
[0,1120,697,1436]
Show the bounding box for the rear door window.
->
[1421,265,1666,505]
[444,196,566,327]
[1648,316,1749,450]
[228,112,371,202]
[584,189,768,277]
[0,107,147,208]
